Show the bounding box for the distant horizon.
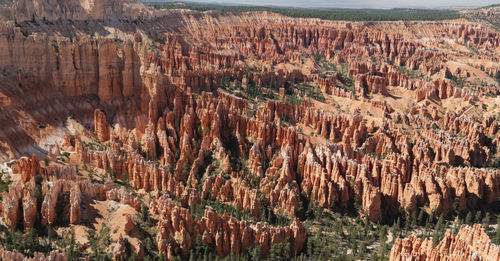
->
[141,0,499,9]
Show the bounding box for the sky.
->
[151,0,499,9]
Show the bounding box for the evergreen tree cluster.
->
[148,2,461,22]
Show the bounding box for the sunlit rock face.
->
[390,224,500,261]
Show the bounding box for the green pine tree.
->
[465,212,473,225]
[475,211,482,223]
[417,209,425,226]
[426,212,435,228]
[436,215,445,231]
[483,212,491,227]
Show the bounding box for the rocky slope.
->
[0,0,498,259]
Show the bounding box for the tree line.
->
[147,2,461,21]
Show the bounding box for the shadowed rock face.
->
[0,0,498,259]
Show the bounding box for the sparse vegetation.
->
[0,169,10,200]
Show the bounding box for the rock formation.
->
[390,224,500,261]
[0,0,498,259]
